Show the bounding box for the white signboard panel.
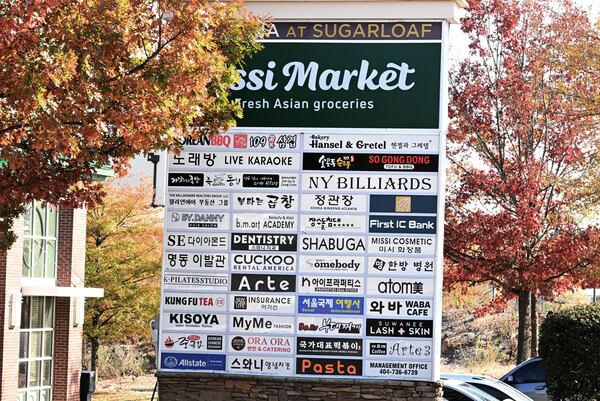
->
[158,19,448,382]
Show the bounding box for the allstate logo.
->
[164,356,178,368]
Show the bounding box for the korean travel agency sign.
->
[158,20,447,381]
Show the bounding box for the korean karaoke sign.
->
[158,20,447,381]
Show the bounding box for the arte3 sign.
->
[158,20,447,381]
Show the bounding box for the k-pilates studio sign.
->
[232,22,442,129]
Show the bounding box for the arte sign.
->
[159,19,447,382]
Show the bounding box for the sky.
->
[120,0,600,203]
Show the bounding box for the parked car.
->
[499,357,547,401]
[442,378,502,401]
[443,373,533,401]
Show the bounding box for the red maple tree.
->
[0,0,263,249]
[445,0,600,362]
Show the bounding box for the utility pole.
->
[147,152,161,208]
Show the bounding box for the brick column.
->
[0,216,23,401]
[53,207,87,401]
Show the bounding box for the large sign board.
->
[158,20,448,381]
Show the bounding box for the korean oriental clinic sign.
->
[158,20,448,381]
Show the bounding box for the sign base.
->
[157,372,442,401]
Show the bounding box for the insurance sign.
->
[158,20,448,381]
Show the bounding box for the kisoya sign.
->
[158,19,448,382]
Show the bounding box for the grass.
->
[93,392,153,401]
[442,361,513,379]
[93,374,156,401]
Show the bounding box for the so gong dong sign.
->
[158,20,449,381]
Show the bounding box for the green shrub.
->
[539,304,600,401]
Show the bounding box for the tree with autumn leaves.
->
[84,180,162,372]
[0,0,263,250]
[446,0,600,363]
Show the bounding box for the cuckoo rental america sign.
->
[158,20,447,381]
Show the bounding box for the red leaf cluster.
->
[445,0,600,310]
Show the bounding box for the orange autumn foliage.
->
[0,0,263,249]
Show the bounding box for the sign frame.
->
[157,18,450,382]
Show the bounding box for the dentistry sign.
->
[158,20,448,382]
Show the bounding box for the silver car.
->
[443,373,533,401]
[442,378,503,401]
[499,357,547,401]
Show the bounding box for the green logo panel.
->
[233,42,441,129]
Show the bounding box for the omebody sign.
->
[158,20,448,381]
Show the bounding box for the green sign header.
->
[233,42,441,129]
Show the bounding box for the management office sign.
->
[158,20,447,382]
[232,21,442,128]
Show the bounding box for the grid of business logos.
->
[158,21,446,380]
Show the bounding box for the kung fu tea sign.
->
[158,20,447,382]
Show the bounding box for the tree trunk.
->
[516,289,531,364]
[90,337,100,373]
[530,292,538,356]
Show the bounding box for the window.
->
[442,387,473,401]
[511,359,545,384]
[18,297,54,401]
[22,202,58,279]
[470,383,512,400]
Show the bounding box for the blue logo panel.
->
[368,216,436,234]
[161,352,226,371]
[298,296,364,315]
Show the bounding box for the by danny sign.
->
[158,19,448,382]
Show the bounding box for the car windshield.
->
[457,382,501,401]
[470,383,510,400]
[510,360,545,384]
[470,382,532,401]
[483,381,533,401]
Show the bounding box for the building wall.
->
[158,373,443,401]
[0,207,87,401]
[53,208,87,401]
[0,215,24,401]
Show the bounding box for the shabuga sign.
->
[158,19,448,382]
